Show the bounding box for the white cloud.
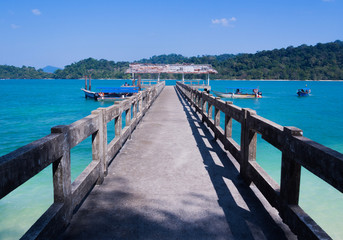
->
[32,9,41,15]
[211,17,237,27]
[212,18,228,26]
[11,24,20,29]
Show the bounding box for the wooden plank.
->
[0,133,64,199]
[71,161,100,211]
[21,203,66,240]
[289,135,343,193]
[249,161,281,210]
[249,114,284,150]
[282,205,331,240]
[68,114,99,148]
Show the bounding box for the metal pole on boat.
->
[182,73,184,83]
[207,73,210,86]
[85,76,88,90]
[89,75,91,91]
[158,73,160,82]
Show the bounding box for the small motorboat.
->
[213,87,262,99]
[297,87,311,97]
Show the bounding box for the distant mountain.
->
[42,65,61,73]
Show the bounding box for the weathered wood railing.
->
[141,80,159,86]
[176,82,343,240]
[181,80,211,90]
[0,82,165,239]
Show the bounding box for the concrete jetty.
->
[61,86,295,239]
[2,81,341,239]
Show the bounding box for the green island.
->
[1,40,342,80]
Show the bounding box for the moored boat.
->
[81,75,139,101]
[297,87,311,97]
[213,87,262,99]
[81,87,139,101]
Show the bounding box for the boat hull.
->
[297,88,311,97]
[213,90,262,99]
[82,89,99,99]
[81,88,137,101]
[297,92,310,97]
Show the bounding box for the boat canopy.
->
[125,63,218,74]
[226,87,259,90]
[96,87,139,93]
[298,88,311,90]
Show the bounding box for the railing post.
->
[51,125,72,222]
[191,89,195,106]
[201,92,207,123]
[133,98,137,119]
[196,91,201,109]
[214,97,220,140]
[240,108,257,184]
[225,101,233,139]
[195,93,199,109]
[214,97,220,126]
[91,109,105,183]
[126,106,131,126]
[99,108,108,174]
[115,106,122,137]
[139,94,143,115]
[190,89,194,106]
[208,95,213,119]
[147,89,151,105]
[280,127,302,206]
[143,93,147,110]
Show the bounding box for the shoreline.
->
[1,78,343,82]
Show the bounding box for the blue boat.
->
[81,86,139,101]
[297,87,311,97]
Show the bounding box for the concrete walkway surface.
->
[60,86,296,240]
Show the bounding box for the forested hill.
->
[1,40,342,80]
[214,40,343,80]
[53,58,129,79]
[0,65,51,79]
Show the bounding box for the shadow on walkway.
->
[174,86,295,240]
[61,86,295,240]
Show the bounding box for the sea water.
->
[0,79,342,239]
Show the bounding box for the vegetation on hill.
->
[0,65,51,79]
[213,41,343,80]
[53,58,129,79]
[0,40,342,80]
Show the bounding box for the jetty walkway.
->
[1,81,342,239]
[61,86,294,239]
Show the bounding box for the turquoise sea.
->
[0,79,343,239]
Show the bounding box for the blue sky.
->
[0,0,342,69]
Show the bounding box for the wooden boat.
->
[297,87,311,97]
[81,87,139,101]
[213,88,262,99]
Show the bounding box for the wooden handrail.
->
[0,82,165,239]
[176,82,339,240]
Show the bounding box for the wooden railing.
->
[0,82,165,239]
[141,80,159,86]
[180,80,210,90]
[176,82,343,240]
